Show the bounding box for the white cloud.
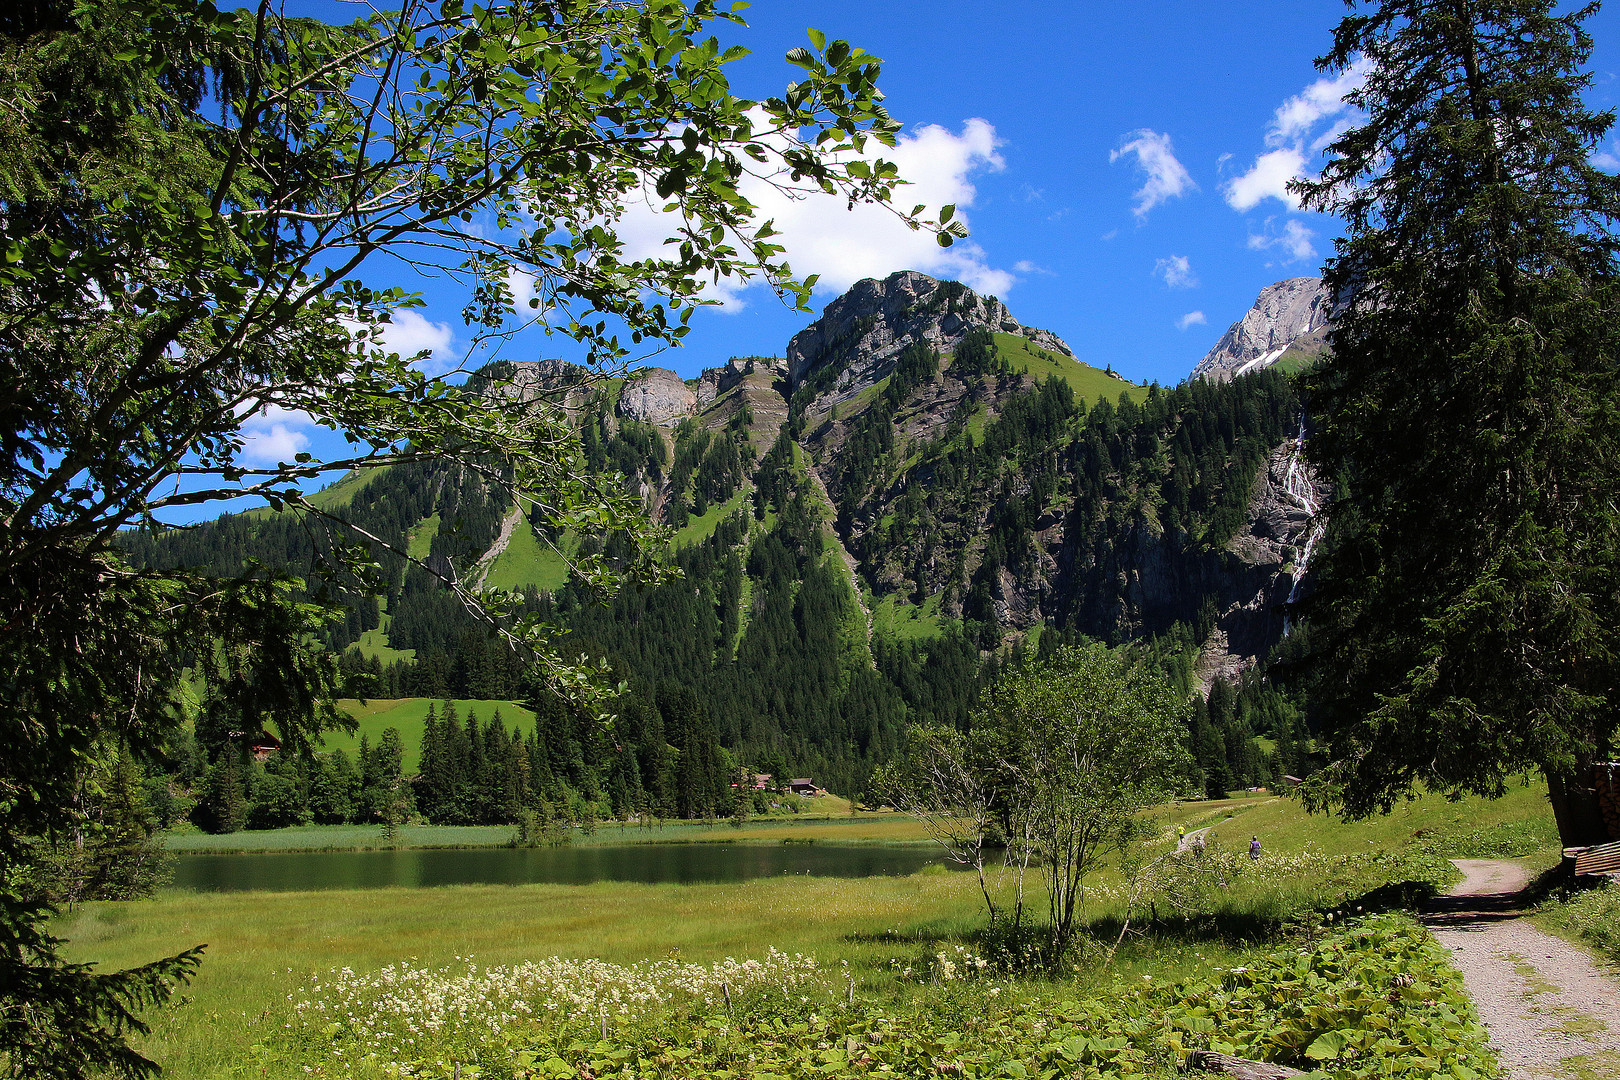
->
[504,266,538,310]
[1269,61,1369,148]
[1592,146,1620,171]
[1013,259,1053,275]
[1226,59,1369,212]
[381,310,456,371]
[347,309,458,373]
[1154,254,1197,289]
[238,403,313,466]
[1110,129,1196,218]
[1177,311,1207,331]
[1247,219,1319,263]
[609,114,1014,306]
[1224,147,1308,212]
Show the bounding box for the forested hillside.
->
[126,272,1320,825]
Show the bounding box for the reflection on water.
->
[170,843,955,892]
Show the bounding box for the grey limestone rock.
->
[1192,277,1333,382]
[616,367,696,426]
[785,270,1075,410]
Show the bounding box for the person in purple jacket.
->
[1250,836,1261,861]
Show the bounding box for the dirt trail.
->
[1175,826,1214,853]
[1423,860,1620,1078]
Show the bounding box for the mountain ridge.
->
[129,271,1325,801]
[1192,276,1333,382]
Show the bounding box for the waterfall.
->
[1281,412,1324,636]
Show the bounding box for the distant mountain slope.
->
[128,271,1325,801]
[1192,277,1333,382]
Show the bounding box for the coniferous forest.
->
[122,315,1316,832]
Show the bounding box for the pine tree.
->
[199,753,248,835]
[1294,0,1620,845]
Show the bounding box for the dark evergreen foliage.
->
[1291,0,1620,845]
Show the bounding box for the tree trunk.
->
[1183,1050,1305,1079]
[1546,761,1612,848]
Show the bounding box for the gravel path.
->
[1423,860,1620,1079]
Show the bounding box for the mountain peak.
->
[786,271,1073,408]
[1193,276,1332,382]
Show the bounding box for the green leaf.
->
[1305,1030,1348,1060]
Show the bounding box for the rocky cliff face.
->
[617,367,697,426]
[786,270,1074,409]
[1192,277,1333,382]
[480,272,1322,683]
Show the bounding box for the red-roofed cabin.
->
[249,734,282,762]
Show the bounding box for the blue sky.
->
[239,0,1620,471]
[393,1,1620,385]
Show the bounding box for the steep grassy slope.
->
[322,697,539,772]
[990,331,1147,404]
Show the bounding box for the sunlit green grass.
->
[669,487,751,548]
[991,332,1146,404]
[352,624,415,664]
[58,777,1566,1079]
[59,872,996,1079]
[405,513,439,561]
[869,591,947,642]
[304,467,386,511]
[484,521,573,591]
[320,697,538,772]
[1155,775,1558,861]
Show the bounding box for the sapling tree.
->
[981,644,1191,965]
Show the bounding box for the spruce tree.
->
[1295,0,1620,845]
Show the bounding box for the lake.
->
[169,842,957,892]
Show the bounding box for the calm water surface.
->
[171,843,955,892]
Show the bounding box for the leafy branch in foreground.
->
[1,0,945,1073]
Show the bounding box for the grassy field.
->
[56,780,1565,1079]
[669,487,752,548]
[484,521,573,591]
[868,591,947,642]
[60,873,1002,1078]
[991,332,1147,404]
[319,697,538,772]
[405,513,439,561]
[304,467,386,511]
[352,624,415,664]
